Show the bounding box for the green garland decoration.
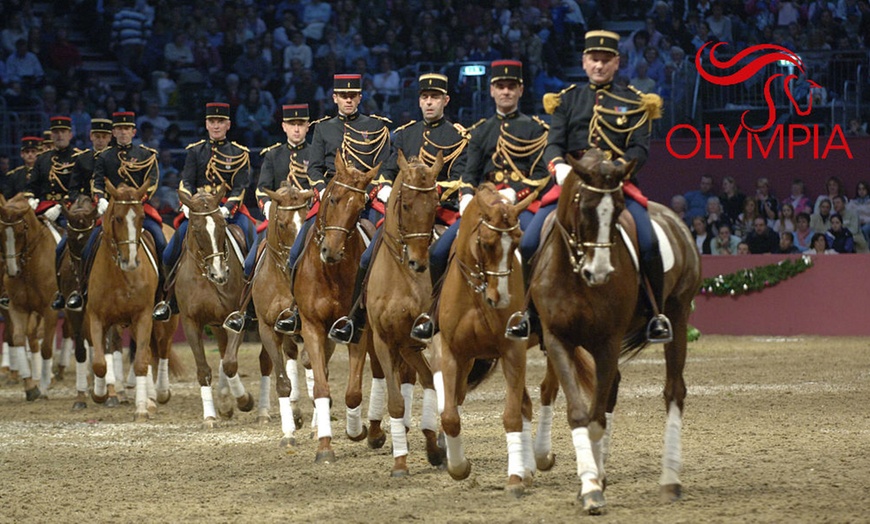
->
[699,255,814,297]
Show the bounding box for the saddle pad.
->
[44,220,62,245]
[225,226,245,267]
[357,218,376,248]
[139,229,159,276]
[617,220,675,273]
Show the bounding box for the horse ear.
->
[364,162,381,185]
[334,150,347,177]
[397,149,408,171]
[106,179,117,198]
[299,189,315,201]
[431,150,444,179]
[215,183,228,203]
[134,183,150,202]
[178,189,193,209]
[262,187,278,201]
[0,194,6,207]
[620,159,638,180]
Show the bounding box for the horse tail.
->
[619,328,649,361]
[466,358,498,391]
[167,345,186,378]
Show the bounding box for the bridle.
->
[314,179,367,253]
[266,199,309,274]
[382,177,438,266]
[106,198,145,266]
[457,216,520,295]
[556,177,625,273]
[187,205,229,277]
[0,214,43,270]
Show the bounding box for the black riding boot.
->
[328,268,367,345]
[66,288,84,311]
[409,255,448,343]
[51,291,66,310]
[643,250,672,344]
[505,255,538,340]
[152,264,177,321]
[223,274,257,334]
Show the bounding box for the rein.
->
[0,214,48,269]
[314,179,367,250]
[186,205,230,274]
[456,218,520,294]
[265,201,309,275]
[382,179,438,266]
[557,179,624,273]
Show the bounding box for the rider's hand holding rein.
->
[459,193,473,216]
[97,198,109,216]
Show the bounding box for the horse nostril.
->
[582,269,594,283]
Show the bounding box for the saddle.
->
[226,223,249,264]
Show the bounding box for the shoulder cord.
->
[341,125,390,171]
[206,148,249,189]
[48,156,75,193]
[118,150,158,188]
[493,129,549,186]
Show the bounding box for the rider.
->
[152,102,254,322]
[68,112,163,311]
[410,60,551,342]
[22,116,80,310]
[279,74,391,336]
[223,104,312,333]
[0,136,44,309]
[512,30,670,343]
[329,72,468,345]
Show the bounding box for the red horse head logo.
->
[695,42,821,133]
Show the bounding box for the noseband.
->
[187,206,229,273]
[107,199,146,265]
[0,216,31,267]
[383,178,438,265]
[558,179,624,273]
[267,199,310,273]
[458,217,520,294]
[315,179,367,250]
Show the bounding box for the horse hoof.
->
[134,411,150,423]
[116,392,130,405]
[71,401,87,411]
[257,415,272,425]
[660,483,682,502]
[25,387,42,402]
[448,459,472,481]
[293,413,304,430]
[535,452,556,472]
[238,393,255,412]
[390,468,410,478]
[505,483,525,499]
[523,471,535,488]
[347,424,368,442]
[279,436,297,451]
[91,391,107,404]
[314,450,336,464]
[578,489,606,515]
[54,368,65,381]
[427,446,446,467]
[157,390,171,404]
[202,417,217,429]
[147,399,157,415]
[105,396,120,408]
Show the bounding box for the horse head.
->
[263,184,313,250]
[0,194,36,277]
[568,147,635,286]
[391,150,441,273]
[179,186,229,284]
[318,152,379,264]
[105,181,148,271]
[64,195,98,253]
[469,183,523,309]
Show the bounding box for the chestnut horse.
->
[0,194,59,400]
[294,154,385,463]
[86,182,178,420]
[365,151,447,476]
[59,196,98,409]
[431,183,536,497]
[529,148,701,514]
[176,187,257,427]
[222,183,313,445]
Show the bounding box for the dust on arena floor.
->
[1,335,868,523]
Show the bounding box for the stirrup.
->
[274,308,298,335]
[0,296,9,309]
[66,291,84,312]
[51,292,65,311]
[152,301,171,322]
[223,311,246,334]
[504,311,530,341]
[646,314,673,344]
[328,316,355,345]
[409,313,434,343]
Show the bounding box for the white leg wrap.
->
[125,361,136,389]
[217,360,228,391]
[305,368,315,399]
[315,397,332,439]
[40,357,52,392]
[660,401,683,486]
[104,352,116,386]
[401,383,414,428]
[76,361,89,393]
[201,386,216,419]
[259,376,272,412]
[31,352,43,384]
[1,342,9,368]
[61,337,74,367]
[535,405,554,458]
[433,371,445,414]
[94,376,107,397]
[136,375,148,413]
[522,418,535,474]
[156,358,170,392]
[602,412,614,466]
[346,404,363,438]
[420,388,438,432]
[146,365,156,401]
[367,377,386,421]
[7,343,17,371]
[228,373,246,398]
[445,434,465,467]
[572,427,601,495]
[112,350,123,387]
[506,431,525,478]
[390,416,409,458]
[278,396,295,437]
[15,347,30,378]
[286,359,300,402]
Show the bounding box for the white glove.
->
[459,193,473,216]
[220,206,230,219]
[555,163,572,186]
[498,187,517,204]
[44,204,62,222]
[28,198,39,210]
[181,204,190,218]
[97,198,109,216]
[263,201,272,220]
[377,185,392,203]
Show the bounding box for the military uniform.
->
[68,118,113,200]
[307,113,390,195]
[25,118,79,206]
[2,137,41,199]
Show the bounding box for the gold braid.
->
[341,124,390,171]
[419,135,468,201]
[589,90,652,157]
[287,155,308,190]
[207,147,249,190]
[493,129,549,186]
[48,156,75,194]
[118,150,158,193]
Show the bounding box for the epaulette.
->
[260,142,282,156]
[393,120,416,133]
[370,114,393,124]
[310,116,330,126]
[186,139,206,149]
[464,118,487,137]
[5,165,24,176]
[230,141,249,152]
[532,115,550,130]
[542,84,577,115]
[73,147,84,154]
[141,145,158,155]
[626,85,663,120]
[452,122,469,138]
[72,148,92,158]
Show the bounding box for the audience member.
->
[235,86,274,147]
[283,31,313,71]
[234,40,274,87]
[159,123,183,150]
[785,178,813,215]
[814,175,847,213]
[735,198,760,238]
[5,38,44,86]
[778,231,801,254]
[793,212,814,252]
[684,174,715,220]
[825,214,856,253]
[755,177,779,225]
[711,223,741,255]
[847,180,870,245]
[736,241,751,255]
[745,217,780,254]
[670,194,690,226]
[811,197,833,233]
[692,215,713,254]
[808,232,836,254]
[372,56,401,112]
[773,202,796,233]
[719,176,745,226]
[136,101,170,143]
[705,195,729,234]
